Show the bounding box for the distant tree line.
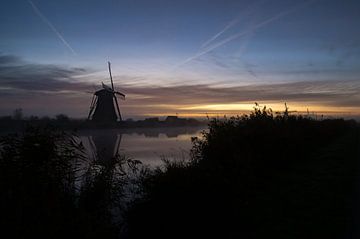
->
[0,109,206,131]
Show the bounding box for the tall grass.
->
[1,106,359,238]
[126,105,360,239]
[0,126,140,239]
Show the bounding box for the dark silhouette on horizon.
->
[0,105,359,239]
[88,62,125,122]
[0,112,206,133]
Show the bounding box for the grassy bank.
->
[0,127,139,239]
[126,106,360,238]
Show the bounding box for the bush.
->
[126,106,360,239]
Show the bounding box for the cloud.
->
[0,55,22,65]
[200,0,268,49]
[120,80,359,106]
[175,0,318,69]
[0,54,95,116]
[0,54,90,92]
[0,54,358,118]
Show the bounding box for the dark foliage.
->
[0,127,138,239]
[0,106,359,238]
[126,105,360,239]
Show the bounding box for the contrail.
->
[175,0,317,69]
[201,0,268,49]
[28,0,76,55]
[201,18,239,49]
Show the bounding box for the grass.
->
[0,126,139,239]
[0,105,359,238]
[125,105,360,239]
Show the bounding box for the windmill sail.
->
[115,91,125,100]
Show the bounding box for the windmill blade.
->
[87,95,97,120]
[113,95,122,121]
[114,134,123,156]
[87,110,93,120]
[87,136,98,160]
[115,91,125,99]
[108,61,115,91]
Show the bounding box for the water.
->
[79,127,205,167]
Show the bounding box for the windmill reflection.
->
[79,126,205,167]
[86,131,123,162]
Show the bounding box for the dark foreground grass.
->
[0,107,359,239]
[125,106,360,239]
[0,126,139,239]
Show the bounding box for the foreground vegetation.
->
[0,127,140,238]
[0,106,359,238]
[126,106,360,238]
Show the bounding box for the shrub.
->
[126,106,360,239]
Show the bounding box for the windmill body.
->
[88,62,125,122]
[91,88,118,122]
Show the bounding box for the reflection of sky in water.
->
[79,127,205,167]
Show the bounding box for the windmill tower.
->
[87,62,125,122]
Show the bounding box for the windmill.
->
[87,62,125,122]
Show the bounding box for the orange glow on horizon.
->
[139,102,360,119]
[180,102,359,113]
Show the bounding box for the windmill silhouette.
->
[88,62,125,122]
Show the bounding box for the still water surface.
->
[79,127,205,167]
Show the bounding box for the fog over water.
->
[79,127,205,167]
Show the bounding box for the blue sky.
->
[0,0,359,118]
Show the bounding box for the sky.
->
[0,0,359,119]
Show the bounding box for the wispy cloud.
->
[1,54,357,106]
[0,54,88,92]
[28,0,76,55]
[175,0,317,69]
[120,80,360,106]
[1,54,358,118]
[200,0,268,49]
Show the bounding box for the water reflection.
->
[85,131,122,161]
[79,127,205,167]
